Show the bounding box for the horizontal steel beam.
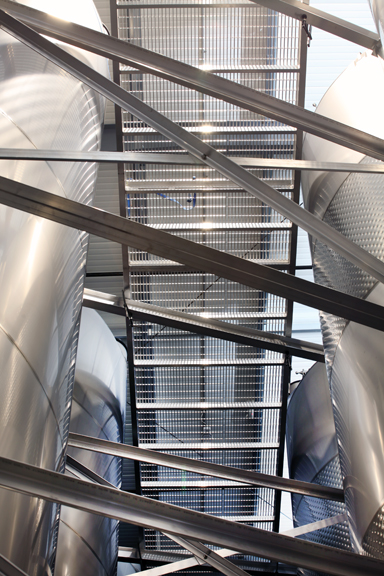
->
[82,289,324,361]
[1,1,384,161]
[125,298,325,362]
[0,455,383,576]
[3,10,384,287]
[67,433,343,501]
[3,149,384,174]
[0,555,29,576]
[0,176,383,331]
[252,0,380,49]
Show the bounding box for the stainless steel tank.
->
[54,308,127,576]
[286,363,351,576]
[302,51,384,555]
[0,2,108,574]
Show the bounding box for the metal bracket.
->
[302,15,312,47]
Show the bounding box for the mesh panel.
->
[115,0,301,555]
[362,505,384,559]
[313,158,384,375]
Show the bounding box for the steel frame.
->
[123,298,325,362]
[164,534,250,576]
[0,175,383,330]
[0,455,383,576]
[1,149,384,174]
[1,10,384,287]
[1,1,383,160]
[0,555,29,576]
[251,0,380,50]
[67,432,344,501]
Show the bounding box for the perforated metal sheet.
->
[362,505,384,559]
[293,458,351,576]
[312,157,384,375]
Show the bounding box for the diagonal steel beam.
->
[0,1,383,160]
[283,514,348,538]
[164,534,250,576]
[0,555,29,576]
[0,454,383,576]
[130,548,239,576]
[82,289,324,361]
[67,433,344,501]
[251,0,380,50]
[2,10,384,287]
[125,298,325,362]
[66,458,251,576]
[0,175,383,331]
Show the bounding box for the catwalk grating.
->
[112,0,303,559]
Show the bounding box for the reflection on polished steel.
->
[1,175,384,331]
[68,432,344,501]
[302,52,384,556]
[287,363,351,576]
[0,1,107,575]
[1,456,384,576]
[246,0,381,50]
[55,309,126,576]
[369,0,384,56]
[3,10,384,286]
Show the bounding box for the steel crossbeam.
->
[0,555,29,576]
[0,1,383,161]
[0,175,383,330]
[251,0,380,49]
[0,455,383,576]
[1,9,384,286]
[67,433,344,501]
[82,289,324,361]
[1,149,384,174]
[164,534,250,576]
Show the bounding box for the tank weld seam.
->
[59,518,109,574]
[0,321,63,444]
[0,106,68,199]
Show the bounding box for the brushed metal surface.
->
[302,49,384,557]
[302,53,384,220]
[287,363,339,483]
[0,1,107,574]
[287,364,351,576]
[55,308,126,576]
[4,9,384,286]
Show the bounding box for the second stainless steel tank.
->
[286,363,350,576]
[55,308,127,576]
[302,50,384,555]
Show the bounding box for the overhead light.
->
[201,221,213,230]
[200,125,214,133]
[200,64,213,71]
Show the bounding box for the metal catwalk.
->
[94,1,306,566]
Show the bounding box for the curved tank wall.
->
[286,363,351,576]
[55,308,127,576]
[0,2,108,574]
[302,52,384,555]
